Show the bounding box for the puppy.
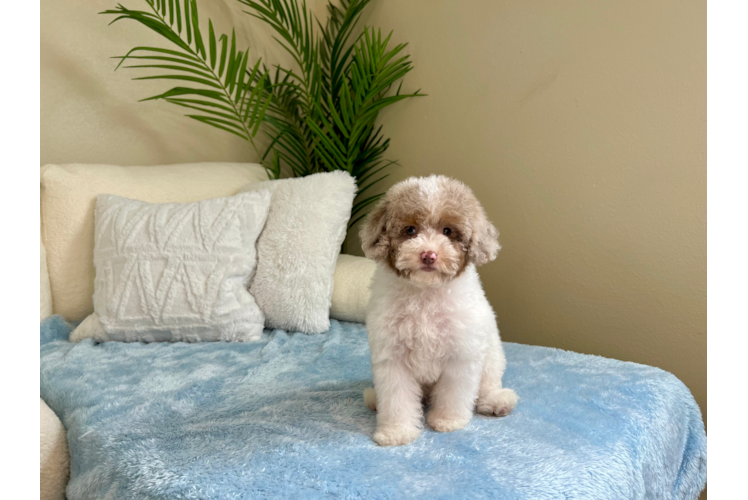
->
[360,175,518,446]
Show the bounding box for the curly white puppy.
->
[360,175,518,447]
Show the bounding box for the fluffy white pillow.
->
[40,162,269,322]
[71,191,271,342]
[238,171,357,333]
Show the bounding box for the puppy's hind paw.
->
[363,387,377,411]
[373,425,421,447]
[476,388,518,417]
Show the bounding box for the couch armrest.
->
[330,255,375,323]
[41,238,53,321]
[40,399,68,500]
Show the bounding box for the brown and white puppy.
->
[360,175,518,446]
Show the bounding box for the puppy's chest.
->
[387,294,458,378]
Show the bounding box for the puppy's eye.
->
[406,226,417,236]
[443,227,452,236]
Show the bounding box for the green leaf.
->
[163,97,236,113]
[190,0,205,58]
[186,115,248,140]
[139,86,229,102]
[165,98,244,121]
[133,74,223,88]
[351,193,385,217]
[347,211,370,230]
[183,0,191,44]
[356,173,389,198]
[123,64,214,79]
[251,92,272,135]
[175,0,182,33]
[226,30,237,93]
[357,161,394,189]
[218,35,228,77]
[270,150,282,179]
[113,53,204,69]
[208,20,216,68]
[234,50,250,104]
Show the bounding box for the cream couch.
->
[38,162,708,499]
[39,163,376,499]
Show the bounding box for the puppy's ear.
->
[359,199,390,261]
[468,207,501,266]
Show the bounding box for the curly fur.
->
[360,175,518,446]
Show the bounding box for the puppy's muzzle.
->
[421,251,438,268]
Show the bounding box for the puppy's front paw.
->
[427,411,471,433]
[476,388,518,417]
[372,425,421,446]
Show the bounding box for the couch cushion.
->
[40,163,269,321]
[41,238,53,321]
[40,398,68,500]
[330,254,375,323]
[40,317,707,499]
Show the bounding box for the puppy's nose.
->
[421,251,437,265]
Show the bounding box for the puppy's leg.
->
[476,337,518,416]
[371,361,423,446]
[427,359,482,432]
[366,384,431,411]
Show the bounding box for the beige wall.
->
[42,1,706,423]
[41,0,277,166]
[353,0,706,422]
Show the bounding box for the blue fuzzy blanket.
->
[40,316,706,499]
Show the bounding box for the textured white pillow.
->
[40,162,269,322]
[72,191,271,342]
[238,171,357,333]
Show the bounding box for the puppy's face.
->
[360,176,500,286]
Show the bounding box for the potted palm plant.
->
[102,0,423,238]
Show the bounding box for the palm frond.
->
[239,1,425,225]
[319,0,370,101]
[303,24,425,223]
[237,0,317,88]
[106,0,426,233]
[102,0,276,175]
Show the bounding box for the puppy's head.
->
[360,175,500,286]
